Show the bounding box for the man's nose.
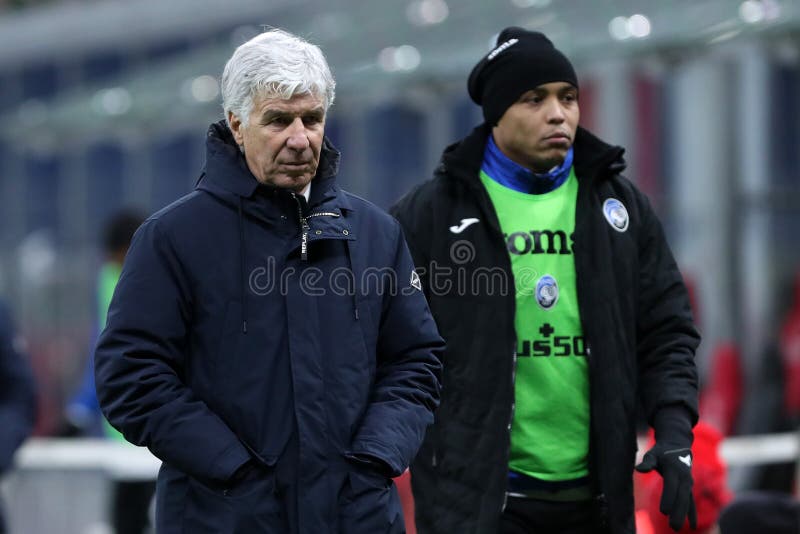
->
[546,100,566,123]
[286,118,311,150]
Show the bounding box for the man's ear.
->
[228,111,244,146]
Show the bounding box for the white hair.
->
[221,29,336,127]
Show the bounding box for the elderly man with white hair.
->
[95,29,444,534]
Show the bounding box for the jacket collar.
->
[439,123,626,184]
[572,127,627,181]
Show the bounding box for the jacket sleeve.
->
[94,219,251,482]
[347,221,444,477]
[635,193,700,426]
[0,302,36,473]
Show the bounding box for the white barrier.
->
[13,438,161,480]
[13,431,799,476]
[3,433,797,534]
[720,431,799,466]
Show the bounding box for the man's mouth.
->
[543,133,570,146]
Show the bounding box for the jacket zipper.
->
[584,340,608,528]
[306,211,340,219]
[501,340,517,513]
[292,194,310,261]
[573,179,608,529]
[291,198,342,261]
[455,169,518,515]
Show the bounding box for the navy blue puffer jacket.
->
[95,121,444,533]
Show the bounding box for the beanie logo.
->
[487,38,518,61]
[602,198,629,232]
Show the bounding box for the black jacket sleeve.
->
[635,192,700,427]
[390,183,434,297]
[0,301,36,473]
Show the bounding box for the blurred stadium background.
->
[0,0,798,532]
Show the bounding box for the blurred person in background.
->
[62,209,152,534]
[95,28,443,534]
[636,421,732,534]
[392,27,699,534]
[717,491,800,534]
[63,209,145,438]
[0,300,36,534]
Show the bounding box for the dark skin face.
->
[492,82,580,173]
[228,93,326,193]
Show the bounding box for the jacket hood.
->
[197,119,343,208]
[439,123,626,184]
[193,120,349,335]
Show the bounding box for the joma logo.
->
[504,230,574,255]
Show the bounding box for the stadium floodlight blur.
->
[1,0,798,150]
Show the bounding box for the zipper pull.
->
[292,193,310,261]
[300,215,310,261]
[300,223,309,261]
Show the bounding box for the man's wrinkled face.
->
[228,92,325,192]
[492,81,580,173]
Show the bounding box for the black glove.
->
[636,444,697,531]
[635,406,697,532]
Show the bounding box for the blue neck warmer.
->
[481,134,573,195]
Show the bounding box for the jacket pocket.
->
[182,469,282,534]
[338,466,402,534]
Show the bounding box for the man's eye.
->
[264,116,289,126]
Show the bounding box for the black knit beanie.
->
[468,27,578,126]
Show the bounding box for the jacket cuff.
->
[653,405,694,448]
[345,453,394,478]
[346,440,403,478]
[208,440,253,482]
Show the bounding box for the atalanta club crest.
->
[603,198,629,232]
[535,274,559,310]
